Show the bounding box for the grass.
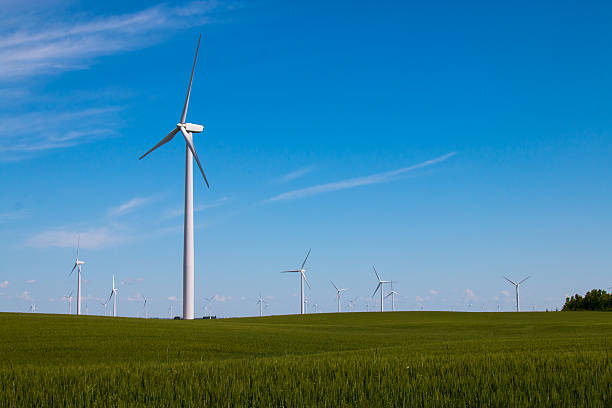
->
[0,311,610,407]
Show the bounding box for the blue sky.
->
[1,0,611,317]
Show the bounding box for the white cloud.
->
[18,291,33,301]
[168,296,177,301]
[0,1,226,79]
[25,279,36,284]
[162,197,228,219]
[501,290,510,297]
[27,227,128,249]
[415,296,424,303]
[213,294,230,302]
[277,166,314,183]
[128,293,144,302]
[0,281,8,288]
[429,289,438,295]
[267,153,456,202]
[465,289,477,301]
[109,196,154,217]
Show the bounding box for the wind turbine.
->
[138,35,209,320]
[385,282,400,311]
[169,303,174,319]
[203,296,214,318]
[62,290,73,314]
[69,236,85,315]
[256,293,268,317]
[105,275,118,317]
[372,266,391,312]
[503,276,530,312]
[29,304,36,313]
[281,249,311,315]
[143,295,151,319]
[330,280,348,313]
[100,300,108,316]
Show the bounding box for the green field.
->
[0,312,610,407]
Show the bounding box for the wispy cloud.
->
[0,107,120,161]
[267,153,456,202]
[120,277,144,286]
[0,1,227,79]
[27,227,128,249]
[25,279,36,284]
[0,209,29,222]
[168,296,177,302]
[276,166,314,183]
[162,197,228,219]
[18,291,33,302]
[109,196,155,217]
[429,289,438,295]
[501,290,510,297]
[416,296,424,303]
[0,281,8,289]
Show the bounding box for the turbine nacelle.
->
[179,123,204,133]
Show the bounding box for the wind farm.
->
[2,1,612,407]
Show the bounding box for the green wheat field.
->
[0,311,610,407]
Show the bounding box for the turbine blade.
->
[281,270,301,273]
[303,272,311,289]
[300,248,311,271]
[503,276,517,286]
[373,266,381,281]
[180,34,202,124]
[330,280,339,291]
[139,128,179,160]
[180,127,210,188]
[519,276,531,285]
[372,282,381,297]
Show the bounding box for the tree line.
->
[562,289,612,311]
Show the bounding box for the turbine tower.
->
[281,249,311,315]
[385,282,400,312]
[139,35,209,320]
[330,280,348,313]
[503,276,530,312]
[69,237,85,315]
[105,275,118,317]
[372,266,391,312]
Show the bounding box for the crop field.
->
[0,311,610,407]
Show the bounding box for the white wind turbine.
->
[138,35,210,320]
[256,293,268,317]
[100,300,108,316]
[503,276,530,312]
[281,249,311,315]
[385,282,400,312]
[330,280,348,313]
[69,236,85,315]
[143,295,151,319]
[169,303,174,319]
[105,275,118,317]
[203,296,214,318]
[62,290,73,314]
[372,266,392,312]
[29,303,36,313]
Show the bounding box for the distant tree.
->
[562,289,612,311]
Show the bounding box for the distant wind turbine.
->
[69,236,85,315]
[203,296,214,318]
[29,304,36,313]
[138,35,210,320]
[372,266,392,312]
[281,249,311,315]
[256,293,268,317]
[503,276,530,312]
[385,282,400,311]
[330,280,348,313]
[100,300,108,316]
[62,290,73,314]
[105,275,118,317]
[169,303,174,319]
[143,295,151,319]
